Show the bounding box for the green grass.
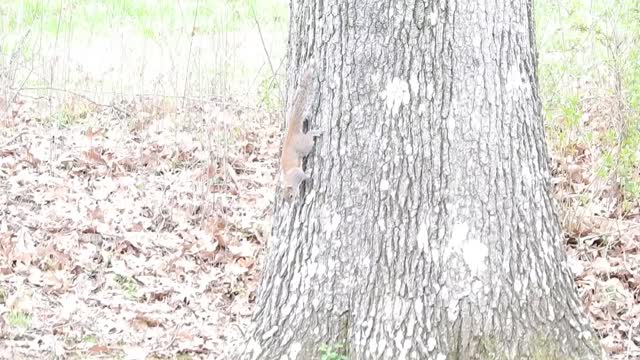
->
[0,0,288,38]
[258,73,283,113]
[7,310,32,329]
[114,275,138,299]
[319,343,349,360]
[82,334,98,344]
[536,0,640,212]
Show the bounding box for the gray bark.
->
[241,0,604,359]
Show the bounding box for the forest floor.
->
[0,90,639,359]
[0,94,280,359]
[1,1,639,359]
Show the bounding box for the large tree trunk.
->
[241,0,604,359]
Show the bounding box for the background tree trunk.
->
[242,0,604,359]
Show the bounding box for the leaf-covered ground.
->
[0,96,277,359]
[549,96,640,359]
[0,93,639,359]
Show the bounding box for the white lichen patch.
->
[528,268,538,283]
[327,213,341,233]
[405,143,414,155]
[340,273,357,288]
[473,33,482,48]
[446,115,456,137]
[311,244,320,259]
[427,337,436,351]
[312,298,320,309]
[332,72,341,90]
[291,271,302,291]
[447,223,489,274]
[383,296,394,319]
[327,258,336,271]
[380,179,390,191]
[446,299,459,321]
[505,64,524,91]
[409,73,419,94]
[434,283,443,294]
[521,164,533,187]
[414,298,424,318]
[394,333,406,356]
[514,279,522,293]
[306,189,317,201]
[288,342,302,359]
[393,297,409,319]
[248,338,262,359]
[470,110,481,132]
[580,330,592,340]
[381,77,410,116]
[449,222,468,249]
[399,339,412,360]
[282,329,295,344]
[547,303,555,321]
[370,72,381,86]
[426,82,435,100]
[273,276,282,290]
[436,353,447,360]
[430,248,440,263]
[429,10,438,26]
[416,223,429,253]
[541,166,551,183]
[462,238,488,274]
[540,238,552,257]
[490,285,502,308]
[375,338,387,356]
[569,318,578,329]
[306,262,319,278]
[331,3,339,16]
[471,279,483,293]
[262,326,279,340]
[281,299,294,318]
[502,257,511,273]
[579,314,591,326]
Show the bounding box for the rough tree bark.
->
[242,0,604,359]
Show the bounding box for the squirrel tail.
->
[287,59,317,134]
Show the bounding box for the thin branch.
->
[250,4,285,120]
[15,87,258,112]
[0,131,27,148]
[13,86,129,116]
[7,29,33,105]
[181,0,200,112]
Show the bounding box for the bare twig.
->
[6,30,33,106]
[249,4,285,120]
[12,86,129,116]
[181,0,200,113]
[0,131,27,148]
[577,223,640,243]
[224,160,240,190]
[148,324,181,355]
